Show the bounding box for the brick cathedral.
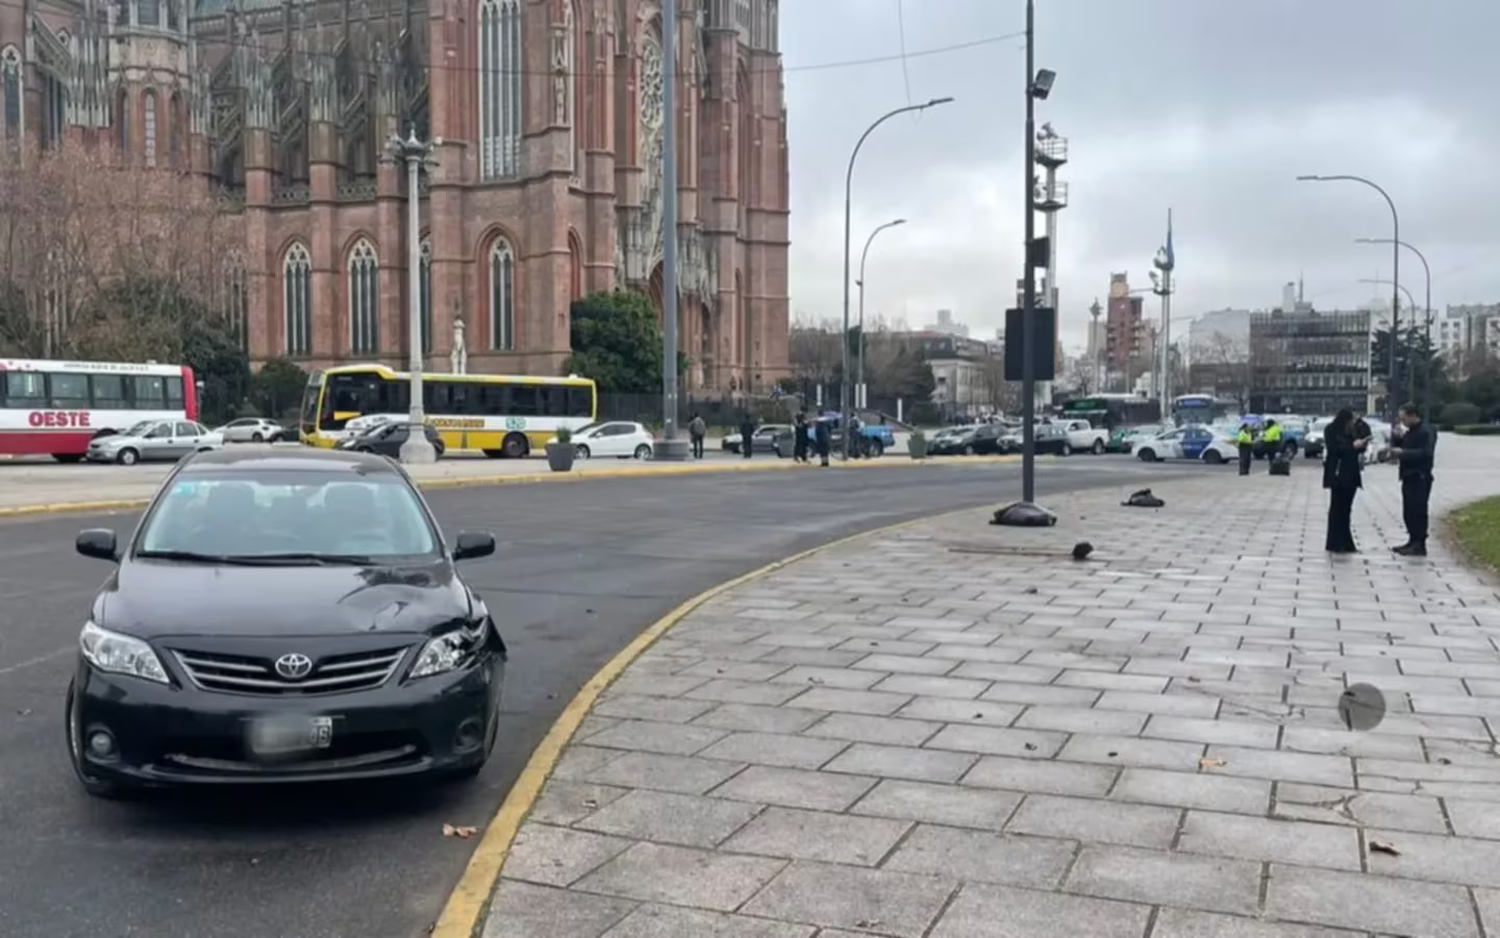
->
[0,0,789,392]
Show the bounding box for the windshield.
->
[135,472,441,562]
[123,421,154,437]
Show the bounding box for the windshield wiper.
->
[135,549,374,566]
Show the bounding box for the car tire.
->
[963,444,975,456]
[251,432,263,443]
[434,443,446,458]
[1061,443,1073,457]
[633,444,652,460]
[575,444,591,459]
[1137,448,1156,462]
[1091,440,1106,455]
[1204,449,1226,464]
[52,454,83,464]
[65,680,132,800]
[115,447,139,466]
[500,433,528,459]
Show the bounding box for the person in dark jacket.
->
[814,417,832,467]
[792,412,808,463]
[739,415,756,459]
[1236,423,1254,476]
[687,413,706,459]
[1321,409,1368,553]
[1389,403,1437,556]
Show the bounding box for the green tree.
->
[1371,324,1447,413]
[563,289,686,393]
[252,357,310,420]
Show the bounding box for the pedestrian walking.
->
[688,413,706,460]
[739,415,756,459]
[1236,423,1254,476]
[1322,409,1367,554]
[814,417,831,467]
[1261,419,1284,471]
[792,412,808,463]
[1389,403,1437,557]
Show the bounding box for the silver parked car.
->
[215,417,285,443]
[85,420,225,465]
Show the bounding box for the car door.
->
[137,421,177,459]
[588,423,625,457]
[753,426,779,453]
[377,424,410,457]
[1180,427,1211,460]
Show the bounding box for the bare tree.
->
[1191,333,1252,406]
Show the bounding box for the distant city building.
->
[1438,304,1500,359]
[1248,307,1371,414]
[908,332,989,413]
[924,309,970,338]
[1104,272,1146,381]
[1188,309,1253,357]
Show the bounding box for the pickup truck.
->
[1056,419,1109,455]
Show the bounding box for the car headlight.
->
[409,623,487,679]
[79,621,169,684]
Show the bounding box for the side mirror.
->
[452,531,495,561]
[76,528,118,562]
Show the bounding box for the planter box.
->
[908,438,928,459]
[545,442,576,472]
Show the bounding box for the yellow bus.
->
[299,364,597,458]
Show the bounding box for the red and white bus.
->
[0,358,198,462]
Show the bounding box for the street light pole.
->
[855,218,906,410]
[657,3,688,459]
[385,126,439,464]
[1356,237,1432,421]
[1296,174,1400,421]
[1088,298,1102,392]
[841,98,952,458]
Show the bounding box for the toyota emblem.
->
[274,653,314,680]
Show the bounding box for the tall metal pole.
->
[1357,237,1432,421]
[1152,210,1175,421]
[658,2,686,458]
[856,218,905,410]
[386,126,436,464]
[1297,175,1400,421]
[841,99,951,458]
[1089,298,1102,392]
[1019,0,1036,503]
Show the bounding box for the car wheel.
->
[65,680,131,799]
[774,443,786,458]
[250,432,263,443]
[1061,443,1073,457]
[633,444,652,460]
[52,453,84,464]
[963,444,975,456]
[1204,449,1226,464]
[501,433,528,458]
[1137,448,1156,462]
[115,447,139,466]
[575,444,591,459]
[434,443,446,458]
[1091,439,1105,455]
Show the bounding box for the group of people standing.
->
[684,412,835,467]
[1233,419,1285,475]
[1323,405,1436,557]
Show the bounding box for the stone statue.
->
[450,313,467,374]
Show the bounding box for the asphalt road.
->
[0,457,1214,938]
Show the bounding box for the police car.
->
[1133,425,1237,463]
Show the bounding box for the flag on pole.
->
[1164,209,1175,269]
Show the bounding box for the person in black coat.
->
[814,417,832,467]
[1390,403,1437,556]
[739,415,756,459]
[1322,409,1368,553]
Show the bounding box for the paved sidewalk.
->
[481,438,1500,938]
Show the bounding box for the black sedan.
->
[338,421,447,459]
[65,448,506,797]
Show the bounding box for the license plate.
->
[247,716,333,756]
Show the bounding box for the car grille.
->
[171,646,408,696]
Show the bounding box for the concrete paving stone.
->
[502,823,637,887]
[851,778,1022,830]
[1364,827,1500,888]
[1343,673,1470,695]
[926,644,1029,663]
[1058,733,1205,770]
[674,625,776,644]
[575,842,788,912]
[1410,693,1500,717]
[1465,679,1500,698]
[626,656,694,675]
[599,904,814,938]
[593,695,719,724]
[872,674,992,700]
[710,765,878,812]
[1421,737,1500,766]
[1110,767,1270,815]
[952,663,1068,687]
[1185,648,1293,669]
[926,882,1152,938]
[1399,659,1500,680]
[1144,715,1280,749]
[784,687,915,716]
[1278,727,1425,760]
[926,724,1068,759]
[656,640,779,662]
[1203,745,1354,787]
[902,630,995,647]
[585,720,729,756]
[802,712,943,747]
[583,751,748,795]
[575,789,763,848]
[1148,907,1366,938]
[697,731,851,769]
[1095,689,1220,718]
[1177,810,1362,870]
[1017,704,1150,736]
[722,806,911,866]
[1125,658,1234,680]
[823,742,979,783]
[758,648,868,668]
[884,824,1076,890]
[1474,887,1500,937]
[1265,865,1478,938]
[1058,670,1170,693]
[676,660,796,682]
[482,881,636,938]
[602,674,710,698]
[553,745,629,781]
[1445,798,1500,839]
[895,696,1024,726]
[1272,783,1448,834]
[815,623,916,642]
[740,860,956,938]
[736,608,817,623]
[852,653,959,675]
[1022,650,1130,673]
[576,716,624,742]
[686,680,810,706]
[887,615,979,630]
[963,754,1119,797]
[771,666,887,690]
[1006,793,1180,849]
[1066,844,1262,916]
[754,632,847,650]
[1357,757,1500,786]
[978,681,1104,708]
[832,637,936,657]
[528,780,633,826]
[692,703,829,735]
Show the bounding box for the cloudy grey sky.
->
[779,0,1500,348]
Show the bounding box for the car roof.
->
[181,447,401,476]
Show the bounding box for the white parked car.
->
[1056,419,1109,455]
[215,417,284,443]
[337,413,397,442]
[84,419,225,465]
[552,421,655,460]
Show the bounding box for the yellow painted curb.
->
[428,506,973,938]
[0,455,1024,518]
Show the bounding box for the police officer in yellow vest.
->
[1236,423,1254,475]
[1261,419,1284,471]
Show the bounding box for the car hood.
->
[95,560,472,639]
[92,434,146,447]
